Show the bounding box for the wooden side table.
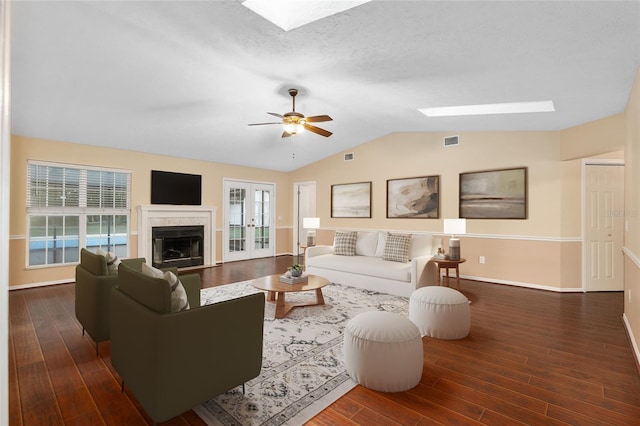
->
[433,258,466,290]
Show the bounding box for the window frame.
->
[26,160,132,268]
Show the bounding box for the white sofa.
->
[305,231,438,297]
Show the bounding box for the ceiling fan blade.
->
[267,112,283,118]
[248,122,281,126]
[282,131,293,138]
[304,123,332,137]
[305,115,332,123]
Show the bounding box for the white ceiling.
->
[11,1,640,172]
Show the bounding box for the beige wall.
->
[9,109,632,292]
[623,68,640,367]
[9,135,291,287]
[560,114,626,161]
[292,130,582,289]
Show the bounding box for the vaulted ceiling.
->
[11,1,640,171]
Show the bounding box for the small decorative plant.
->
[287,263,303,277]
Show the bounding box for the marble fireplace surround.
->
[137,205,217,267]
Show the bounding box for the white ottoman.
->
[409,286,470,339]
[343,311,423,392]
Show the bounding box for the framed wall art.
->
[387,175,439,218]
[331,181,372,218]
[459,167,527,219]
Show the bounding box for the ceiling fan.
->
[248,88,333,138]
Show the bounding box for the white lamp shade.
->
[444,219,466,236]
[303,217,320,229]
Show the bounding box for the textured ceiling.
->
[11,1,640,172]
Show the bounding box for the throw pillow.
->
[141,263,190,312]
[333,231,357,256]
[382,233,412,263]
[375,231,387,257]
[164,271,191,312]
[96,248,120,275]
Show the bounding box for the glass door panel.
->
[223,180,275,262]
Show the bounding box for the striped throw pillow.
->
[382,233,411,263]
[334,231,357,256]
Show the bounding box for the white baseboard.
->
[459,274,583,293]
[9,278,73,291]
[623,313,640,373]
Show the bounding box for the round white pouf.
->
[409,286,470,339]
[343,311,423,392]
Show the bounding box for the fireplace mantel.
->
[137,205,217,267]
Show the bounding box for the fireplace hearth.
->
[152,225,204,268]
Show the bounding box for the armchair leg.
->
[95,342,99,357]
[82,327,85,336]
[121,380,125,393]
[242,383,246,394]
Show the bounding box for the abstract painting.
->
[387,176,439,218]
[331,182,371,218]
[459,167,527,219]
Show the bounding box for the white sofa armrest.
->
[412,255,438,288]
[306,245,334,259]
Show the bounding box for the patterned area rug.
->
[193,281,409,426]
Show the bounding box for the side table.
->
[432,258,466,290]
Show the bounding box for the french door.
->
[223,180,275,262]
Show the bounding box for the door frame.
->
[293,181,317,256]
[222,178,276,263]
[581,159,625,292]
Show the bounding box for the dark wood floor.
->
[9,255,640,425]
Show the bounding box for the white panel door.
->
[223,180,275,262]
[584,164,624,292]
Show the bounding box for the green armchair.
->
[74,248,145,355]
[111,262,265,423]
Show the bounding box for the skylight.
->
[242,0,371,32]
[418,101,556,117]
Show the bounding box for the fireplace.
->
[138,205,217,268]
[152,225,204,268]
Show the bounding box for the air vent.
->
[344,152,355,161]
[443,135,459,147]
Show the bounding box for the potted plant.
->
[287,263,303,277]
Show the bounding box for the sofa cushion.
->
[141,264,190,312]
[382,233,411,263]
[96,248,121,275]
[355,231,378,257]
[375,232,387,257]
[307,254,412,282]
[334,231,357,256]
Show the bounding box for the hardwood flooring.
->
[9,255,640,425]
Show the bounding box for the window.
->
[27,161,131,267]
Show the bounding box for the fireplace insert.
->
[152,225,204,269]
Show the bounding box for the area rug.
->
[193,281,409,426]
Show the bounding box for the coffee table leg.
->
[315,288,325,305]
[267,291,276,302]
[274,292,286,319]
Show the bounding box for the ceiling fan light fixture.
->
[283,123,304,134]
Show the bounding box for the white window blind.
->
[26,161,131,267]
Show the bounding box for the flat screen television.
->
[151,170,202,206]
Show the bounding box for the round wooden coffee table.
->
[251,274,329,319]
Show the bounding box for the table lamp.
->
[303,217,320,246]
[444,218,466,261]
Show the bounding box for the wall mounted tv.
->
[151,170,202,206]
